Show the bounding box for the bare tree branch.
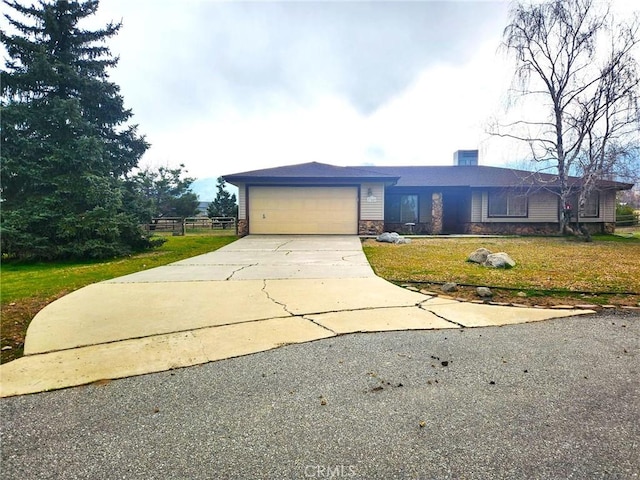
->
[490,0,640,237]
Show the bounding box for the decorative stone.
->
[476,286,493,298]
[376,232,411,244]
[483,252,516,269]
[467,248,492,264]
[575,304,599,309]
[517,291,528,298]
[359,220,384,236]
[419,290,438,296]
[441,282,458,293]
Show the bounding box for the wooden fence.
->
[142,217,237,235]
[616,213,639,227]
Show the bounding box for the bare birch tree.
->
[494,0,640,237]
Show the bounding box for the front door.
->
[442,190,471,234]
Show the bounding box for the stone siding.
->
[237,219,249,236]
[431,193,443,234]
[468,222,559,235]
[602,222,615,234]
[359,220,384,235]
[579,222,615,234]
[384,222,433,234]
[236,218,616,237]
[468,222,614,235]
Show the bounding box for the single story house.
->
[222,151,633,236]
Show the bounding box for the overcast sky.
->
[84,0,517,180]
[14,0,640,182]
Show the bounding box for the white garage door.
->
[249,186,358,234]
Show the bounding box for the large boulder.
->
[467,248,492,264]
[483,252,516,269]
[376,232,411,244]
[441,282,458,293]
[476,286,493,298]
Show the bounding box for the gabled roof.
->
[223,162,633,190]
[370,165,633,190]
[223,162,399,184]
[368,165,559,188]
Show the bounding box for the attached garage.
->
[223,162,398,236]
[225,161,633,237]
[248,186,358,234]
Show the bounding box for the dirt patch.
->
[1,293,67,364]
[2,283,637,365]
[407,282,640,310]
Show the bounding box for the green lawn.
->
[1,233,237,363]
[3,232,638,364]
[1,234,237,304]
[363,235,640,302]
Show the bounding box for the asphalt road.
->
[1,311,638,480]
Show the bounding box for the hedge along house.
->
[223,151,633,236]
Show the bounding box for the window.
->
[488,191,528,217]
[385,194,419,223]
[567,192,599,218]
[581,193,599,217]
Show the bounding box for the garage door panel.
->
[249,187,358,234]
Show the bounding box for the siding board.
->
[471,191,482,222]
[481,190,559,223]
[360,183,385,220]
[238,183,246,220]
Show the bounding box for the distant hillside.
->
[190,177,239,202]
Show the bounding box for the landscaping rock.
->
[467,248,492,264]
[419,289,438,296]
[517,291,528,298]
[376,232,411,244]
[441,282,458,293]
[476,287,493,298]
[483,252,516,269]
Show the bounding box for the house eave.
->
[223,175,398,186]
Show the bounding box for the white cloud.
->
[89,0,516,178]
[9,0,636,181]
[143,36,518,177]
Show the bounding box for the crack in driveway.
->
[225,264,257,281]
[300,315,337,335]
[341,253,366,263]
[274,239,294,252]
[261,280,296,316]
[418,303,466,328]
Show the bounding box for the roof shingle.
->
[223,162,633,190]
[223,161,398,183]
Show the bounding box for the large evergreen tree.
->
[135,164,199,219]
[207,177,238,219]
[1,0,151,260]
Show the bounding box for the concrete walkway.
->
[0,235,592,397]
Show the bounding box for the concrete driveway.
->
[0,235,591,397]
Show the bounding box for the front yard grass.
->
[363,235,640,308]
[1,233,237,363]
